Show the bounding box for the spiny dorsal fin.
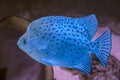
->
[77,14,98,39]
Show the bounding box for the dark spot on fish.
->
[97,42,99,44]
[91,45,94,48]
[67,37,71,40]
[82,42,85,45]
[56,30,58,33]
[56,38,59,41]
[83,47,86,49]
[52,28,56,30]
[66,28,70,31]
[71,29,74,32]
[63,33,66,35]
[48,28,51,31]
[80,28,83,30]
[61,40,64,42]
[76,30,79,33]
[57,34,60,36]
[50,24,54,26]
[77,42,80,45]
[40,33,42,35]
[53,19,56,21]
[76,52,78,54]
[44,29,46,31]
[81,23,84,26]
[56,42,59,45]
[51,48,54,51]
[86,44,89,46]
[81,32,83,34]
[84,40,87,42]
[68,33,71,35]
[96,45,99,48]
[70,49,72,51]
[81,36,83,38]
[42,36,45,39]
[69,44,72,46]
[73,44,76,46]
[49,33,52,36]
[69,25,72,27]
[53,36,55,38]
[46,38,49,41]
[90,43,92,45]
[64,25,66,27]
[49,20,52,23]
[72,34,75,36]
[39,27,41,29]
[50,39,53,42]
[74,39,76,42]
[41,22,43,25]
[84,34,86,36]
[44,33,47,35]
[57,48,60,50]
[71,22,74,24]
[58,25,62,28]
[61,23,63,25]
[51,45,54,48]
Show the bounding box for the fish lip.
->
[17,37,22,46]
[17,39,21,48]
[17,37,25,50]
[17,40,20,46]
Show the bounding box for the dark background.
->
[0,0,120,22]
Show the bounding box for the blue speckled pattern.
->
[17,14,112,74]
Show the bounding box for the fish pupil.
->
[23,39,26,45]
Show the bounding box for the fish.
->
[17,14,112,74]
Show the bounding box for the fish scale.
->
[17,14,112,74]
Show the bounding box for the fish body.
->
[17,14,112,74]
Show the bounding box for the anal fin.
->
[74,53,92,74]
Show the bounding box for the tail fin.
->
[93,29,112,67]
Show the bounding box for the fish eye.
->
[23,39,27,45]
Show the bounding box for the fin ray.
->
[75,53,92,74]
[77,14,98,39]
[93,29,112,67]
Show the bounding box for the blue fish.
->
[17,14,112,74]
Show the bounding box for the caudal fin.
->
[93,29,112,67]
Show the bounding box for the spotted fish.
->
[17,14,112,74]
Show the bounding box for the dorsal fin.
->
[77,14,98,39]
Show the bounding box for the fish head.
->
[17,32,37,54]
[17,21,48,53]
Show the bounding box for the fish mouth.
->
[17,39,24,52]
[17,36,27,51]
[17,37,22,47]
[17,38,21,46]
[17,36,24,47]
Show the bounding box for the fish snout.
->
[17,36,27,46]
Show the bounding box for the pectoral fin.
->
[37,38,48,50]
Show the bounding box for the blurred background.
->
[0,0,120,80]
